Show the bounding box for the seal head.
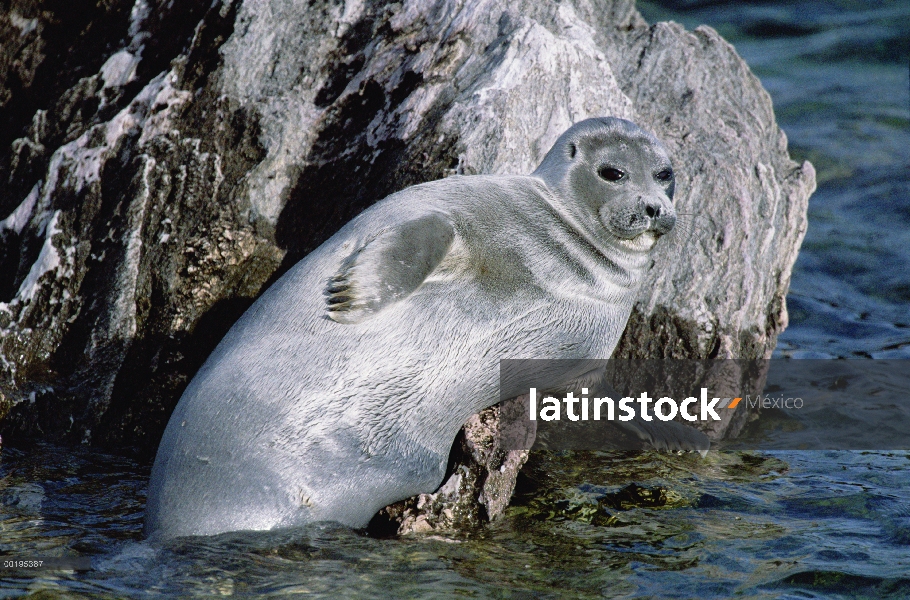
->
[534,117,676,256]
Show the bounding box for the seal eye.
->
[598,166,625,182]
[656,169,673,182]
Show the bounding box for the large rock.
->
[0,0,813,527]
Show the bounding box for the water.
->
[3,2,910,598]
[3,446,909,598]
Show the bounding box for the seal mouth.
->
[615,230,659,252]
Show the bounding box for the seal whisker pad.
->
[145,117,698,540]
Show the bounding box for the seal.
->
[144,117,696,539]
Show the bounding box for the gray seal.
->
[144,117,691,539]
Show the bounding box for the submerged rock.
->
[0,0,812,530]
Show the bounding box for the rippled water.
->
[3,446,909,598]
[3,2,910,598]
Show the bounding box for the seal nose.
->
[640,197,675,235]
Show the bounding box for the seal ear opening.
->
[568,143,576,159]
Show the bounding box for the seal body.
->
[145,117,677,539]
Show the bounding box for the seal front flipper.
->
[326,212,455,323]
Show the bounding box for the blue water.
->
[3,445,909,598]
[3,1,910,598]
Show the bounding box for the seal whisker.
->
[663,213,708,251]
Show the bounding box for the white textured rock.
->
[16,211,62,303]
[100,50,141,89]
[0,182,41,235]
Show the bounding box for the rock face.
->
[0,0,812,527]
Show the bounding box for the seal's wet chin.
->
[615,230,658,252]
